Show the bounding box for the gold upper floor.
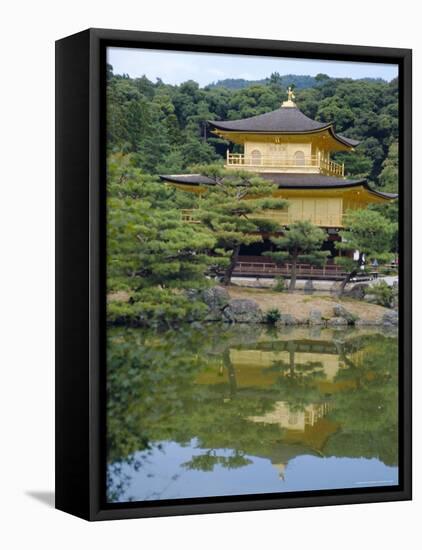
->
[180,185,394,228]
[226,150,344,177]
[224,137,344,176]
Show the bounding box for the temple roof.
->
[208,106,359,148]
[159,172,397,200]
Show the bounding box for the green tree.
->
[267,351,326,412]
[325,334,398,466]
[369,199,399,257]
[379,140,398,192]
[106,324,398,500]
[193,165,288,285]
[107,153,215,326]
[263,220,329,292]
[106,65,398,186]
[335,209,396,296]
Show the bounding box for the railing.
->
[227,153,320,167]
[226,152,344,177]
[232,261,378,281]
[233,261,346,279]
[320,158,345,177]
[181,209,201,223]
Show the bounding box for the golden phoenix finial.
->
[287,86,295,102]
[281,86,296,107]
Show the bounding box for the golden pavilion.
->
[160,88,397,274]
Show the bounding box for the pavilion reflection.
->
[107,325,398,501]
[195,332,382,475]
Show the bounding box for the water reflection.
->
[107,324,398,503]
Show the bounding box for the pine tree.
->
[263,220,329,292]
[193,165,289,285]
[335,209,397,296]
[107,154,216,326]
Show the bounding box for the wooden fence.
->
[233,260,378,281]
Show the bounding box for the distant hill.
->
[207,74,317,90]
[206,74,388,90]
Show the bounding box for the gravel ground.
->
[227,286,390,322]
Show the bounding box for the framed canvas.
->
[55,28,412,521]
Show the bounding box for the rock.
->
[304,279,315,295]
[344,283,369,300]
[333,303,357,324]
[223,299,262,323]
[308,326,322,338]
[204,309,225,322]
[382,310,399,326]
[391,281,399,309]
[275,313,298,326]
[327,317,348,327]
[309,309,324,325]
[201,286,230,309]
[221,307,235,323]
[355,318,383,326]
[187,286,230,321]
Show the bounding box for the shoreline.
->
[107,284,398,328]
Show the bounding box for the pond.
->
[106,324,399,503]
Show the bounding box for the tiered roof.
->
[159,89,397,201]
[209,107,359,148]
[159,173,397,200]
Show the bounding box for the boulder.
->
[304,279,315,295]
[201,286,230,309]
[275,314,298,326]
[344,283,369,300]
[308,309,324,326]
[187,286,230,321]
[333,303,357,324]
[355,318,383,326]
[190,321,204,330]
[223,299,263,323]
[391,281,399,310]
[204,309,225,322]
[382,310,399,326]
[327,317,348,327]
[308,326,322,338]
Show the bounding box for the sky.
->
[107,47,398,87]
[109,440,398,503]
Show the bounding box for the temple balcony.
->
[225,152,344,177]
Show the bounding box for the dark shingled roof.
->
[159,173,397,200]
[208,106,359,148]
[209,107,328,133]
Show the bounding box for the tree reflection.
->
[106,325,398,501]
[324,335,398,465]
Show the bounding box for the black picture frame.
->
[55,28,412,521]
